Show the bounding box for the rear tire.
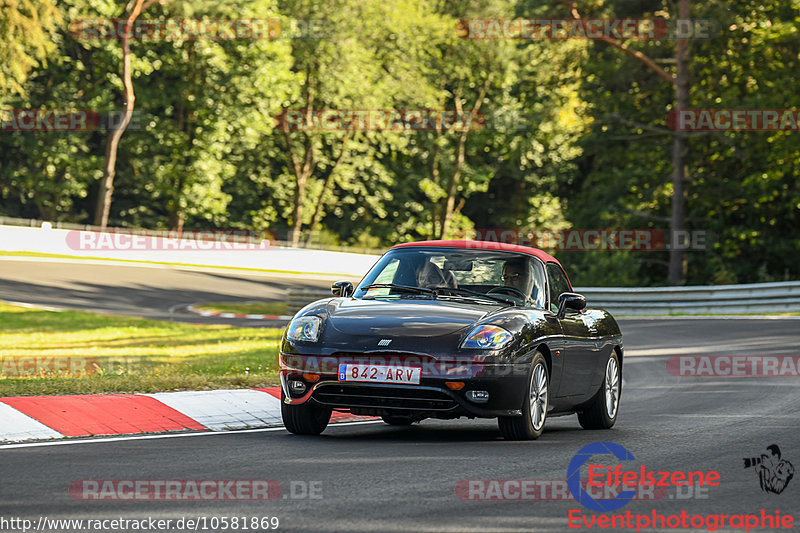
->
[578,351,621,430]
[281,391,332,435]
[498,352,549,440]
[381,415,414,426]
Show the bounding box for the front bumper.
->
[279,364,530,418]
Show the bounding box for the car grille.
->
[312,383,458,411]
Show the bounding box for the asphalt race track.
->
[1,258,799,532]
[0,258,336,326]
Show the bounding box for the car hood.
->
[325,297,496,338]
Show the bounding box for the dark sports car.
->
[279,240,623,440]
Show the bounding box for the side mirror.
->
[331,280,354,297]
[557,292,586,318]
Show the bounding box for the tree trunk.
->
[286,66,317,247]
[93,0,152,228]
[439,129,468,239]
[94,130,118,227]
[291,175,308,246]
[167,209,185,232]
[285,128,315,247]
[305,133,351,245]
[669,0,690,285]
[560,0,687,285]
[430,136,442,239]
[166,96,194,232]
[439,76,491,239]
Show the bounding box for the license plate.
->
[338,364,421,385]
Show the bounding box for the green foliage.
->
[1,0,799,285]
[555,0,800,285]
[0,0,62,100]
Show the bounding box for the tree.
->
[275,0,445,246]
[120,0,296,231]
[0,0,61,102]
[558,0,689,284]
[93,0,157,228]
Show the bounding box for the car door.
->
[546,263,594,398]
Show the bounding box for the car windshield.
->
[355,247,546,308]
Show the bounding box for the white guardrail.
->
[288,282,800,316]
[574,283,800,315]
[0,223,379,277]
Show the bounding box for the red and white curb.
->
[0,387,372,443]
[187,305,292,321]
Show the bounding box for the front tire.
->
[578,351,621,430]
[281,391,332,435]
[498,352,549,440]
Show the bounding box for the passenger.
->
[417,261,457,289]
[501,259,530,294]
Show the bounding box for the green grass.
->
[193,301,288,316]
[0,302,284,396]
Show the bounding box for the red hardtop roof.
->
[391,240,561,266]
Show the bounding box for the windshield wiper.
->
[360,284,519,306]
[433,287,518,306]
[360,283,437,297]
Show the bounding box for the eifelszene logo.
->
[743,445,795,494]
[567,441,721,512]
[568,441,637,512]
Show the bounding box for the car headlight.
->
[461,325,513,349]
[287,316,322,342]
